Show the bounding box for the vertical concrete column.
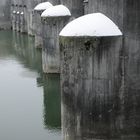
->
[122,0,140,135]
[86,0,140,137]
[16,5,20,32]
[22,4,28,33]
[11,4,16,31]
[33,2,53,48]
[14,4,18,31]
[83,0,89,14]
[20,5,25,33]
[59,13,123,140]
[41,5,71,73]
[60,0,84,18]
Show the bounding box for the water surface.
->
[0,31,61,140]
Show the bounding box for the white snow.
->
[41,5,71,18]
[13,11,16,14]
[59,13,122,37]
[34,2,53,11]
[20,12,24,15]
[17,11,20,14]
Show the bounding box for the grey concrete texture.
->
[34,11,43,48]
[60,0,84,18]
[0,0,11,30]
[42,17,70,73]
[60,0,140,139]
[60,37,125,139]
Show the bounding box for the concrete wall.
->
[0,0,11,30]
[60,0,84,18]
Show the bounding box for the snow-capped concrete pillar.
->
[11,4,17,31]
[41,5,71,73]
[16,5,21,32]
[20,5,27,33]
[34,2,53,48]
[59,13,123,139]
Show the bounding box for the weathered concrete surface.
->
[123,0,140,134]
[85,0,124,31]
[11,4,17,31]
[34,11,43,48]
[60,0,140,139]
[42,17,70,73]
[11,0,27,33]
[20,5,28,33]
[0,0,11,30]
[60,37,125,140]
[60,0,84,18]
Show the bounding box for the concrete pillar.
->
[122,0,140,134]
[59,13,123,139]
[33,2,53,48]
[11,4,16,31]
[34,10,43,48]
[41,5,71,73]
[20,5,28,33]
[16,5,20,32]
[60,0,84,18]
[0,0,11,30]
[85,0,140,136]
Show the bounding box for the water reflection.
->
[42,74,61,130]
[0,31,61,140]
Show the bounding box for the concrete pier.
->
[34,2,53,48]
[19,5,27,33]
[11,4,16,31]
[59,13,123,139]
[16,6,21,32]
[41,5,71,73]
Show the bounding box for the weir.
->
[0,0,139,139]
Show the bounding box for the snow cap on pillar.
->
[59,13,123,37]
[41,5,71,18]
[34,2,53,11]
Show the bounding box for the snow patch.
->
[20,12,24,15]
[17,11,20,14]
[34,2,53,11]
[41,5,71,18]
[13,11,16,14]
[59,13,122,37]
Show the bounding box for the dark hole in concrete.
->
[84,40,91,51]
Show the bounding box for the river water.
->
[0,31,61,140]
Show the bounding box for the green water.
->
[0,31,61,140]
